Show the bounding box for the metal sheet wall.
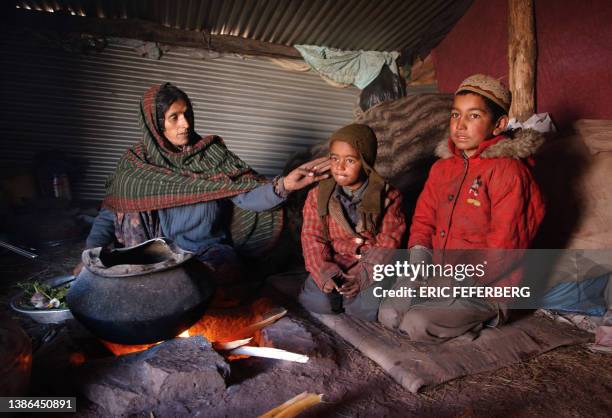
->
[15,0,473,53]
[0,34,358,200]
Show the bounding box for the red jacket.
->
[409,130,545,288]
[302,184,406,290]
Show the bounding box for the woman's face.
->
[163,99,193,147]
[450,93,507,157]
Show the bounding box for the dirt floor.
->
[1,243,611,418]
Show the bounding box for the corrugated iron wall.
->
[0,34,358,201]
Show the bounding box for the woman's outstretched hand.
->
[72,261,84,277]
[283,156,331,192]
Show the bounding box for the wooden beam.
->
[508,0,537,121]
[5,9,302,59]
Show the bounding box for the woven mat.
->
[268,272,592,393]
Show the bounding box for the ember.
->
[68,352,86,366]
[101,298,276,356]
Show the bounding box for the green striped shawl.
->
[102,84,283,256]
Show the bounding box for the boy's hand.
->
[338,273,360,298]
[283,157,331,192]
[322,278,338,294]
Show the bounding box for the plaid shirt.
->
[301,184,407,290]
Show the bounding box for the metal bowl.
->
[10,275,75,324]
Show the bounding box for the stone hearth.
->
[77,336,229,416]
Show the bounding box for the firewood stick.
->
[212,337,252,351]
[259,391,323,418]
[229,346,309,363]
[225,307,287,341]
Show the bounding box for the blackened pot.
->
[67,238,214,345]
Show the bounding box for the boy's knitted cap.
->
[456,74,511,113]
[319,123,385,232]
[329,123,377,167]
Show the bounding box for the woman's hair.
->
[155,83,194,132]
[456,90,507,122]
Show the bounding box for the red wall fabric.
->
[432,0,612,129]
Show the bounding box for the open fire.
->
[55,296,313,416]
[100,298,275,356]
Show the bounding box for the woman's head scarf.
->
[103,83,283,256]
[103,83,267,212]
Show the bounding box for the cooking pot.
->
[67,238,214,344]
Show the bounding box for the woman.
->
[75,83,330,303]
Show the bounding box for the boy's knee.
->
[378,300,401,329]
[343,288,380,321]
[298,284,333,315]
[344,303,377,321]
[398,309,437,342]
[378,295,414,330]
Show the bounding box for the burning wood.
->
[186,298,276,344]
[229,346,309,363]
[68,352,86,366]
[224,307,287,341]
[259,391,323,418]
[212,310,312,362]
[99,300,288,357]
[212,337,252,351]
[101,339,160,356]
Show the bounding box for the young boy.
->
[379,74,545,341]
[299,124,407,321]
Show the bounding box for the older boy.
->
[379,75,545,341]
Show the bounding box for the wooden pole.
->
[5,9,302,60]
[508,0,536,121]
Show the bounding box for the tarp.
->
[295,45,399,89]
